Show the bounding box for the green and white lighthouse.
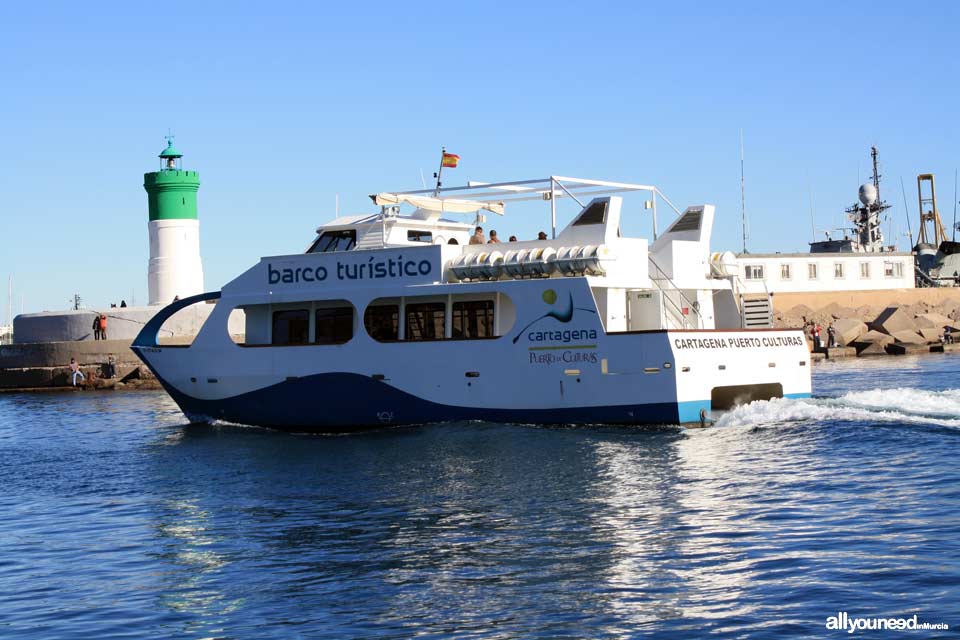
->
[143,137,205,305]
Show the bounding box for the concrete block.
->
[832,318,868,346]
[826,347,857,359]
[857,341,890,356]
[885,342,929,355]
[918,327,944,343]
[0,368,54,388]
[915,312,952,329]
[858,330,894,345]
[870,306,917,335]
[891,330,926,345]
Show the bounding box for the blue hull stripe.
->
[158,372,702,432]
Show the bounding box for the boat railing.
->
[647,257,702,330]
[132,291,221,348]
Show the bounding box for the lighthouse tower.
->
[144,138,204,305]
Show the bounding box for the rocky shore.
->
[775,298,960,357]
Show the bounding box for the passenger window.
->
[308,230,357,253]
[452,300,494,338]
[315,307,353,344]
[407,230,432,243]
[272,309,309,345]
[405,302,445,341]
[364,305,399,341]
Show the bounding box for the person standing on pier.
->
[92,315,102,341]
[99,314,108,341]
[813,323,822,351]
[827,323,837,348]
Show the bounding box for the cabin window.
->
[452,300,494,338]
[860,262,871,279]
[272,309,309,345]
[364,305,399,341]
[780,264,791,280]
[315,306,353,344]
[834,262,845,279]
[405,302,445,341]
[572,201,607,226]
[808,263,818,279]
[308,229,357,253]
[408,230,433,243]
[744,265,764,280]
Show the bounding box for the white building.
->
[734,252,915,294]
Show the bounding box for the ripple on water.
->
[0,361,958,637]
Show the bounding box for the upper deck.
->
[225,176,722,298]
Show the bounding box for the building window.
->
[364,304,399,341]
[808,263,818,279]
[452,300,495,338]
[315,306,353,344]
[408,230,433,243]
[834,263,845,279]
[405,302,445,341]
[884,261,895,278]
[894,262,904,278]
[780,264,791,280]
[744,265,764,280]
[860,262,871,279]
[272,309,309,345]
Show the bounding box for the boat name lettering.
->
[267,257,432,285]
[529,351,598,365]
[527,329,598,343]
[672,335,805,350]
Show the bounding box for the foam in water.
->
[713,388,960,430]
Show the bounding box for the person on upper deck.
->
[537,231,548,240]
[488,230,500,244]
[470,227,485,245]
[508,235,517,242]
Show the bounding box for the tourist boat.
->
[132,175,811,431]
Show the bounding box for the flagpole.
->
[434,146,446,197]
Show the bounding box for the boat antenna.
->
[953,168,957,242]
[740,129,748,253]
[806,169,816,242]
[900,176,914,248]
[433,147,446,197]
[419,168,427,189]
[335,193,339,217]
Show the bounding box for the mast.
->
[740,129,747,254]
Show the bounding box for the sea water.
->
[0,356,957,638]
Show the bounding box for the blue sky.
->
[2,1,959,314]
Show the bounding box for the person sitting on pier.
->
[69,358,85,387]
[470,226,485,245]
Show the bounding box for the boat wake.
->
[713,388,960,430]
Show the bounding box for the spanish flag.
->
[441,152,460,168]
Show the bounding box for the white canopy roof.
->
[372,192,504,216]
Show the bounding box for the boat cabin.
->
[230,177,765,348]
